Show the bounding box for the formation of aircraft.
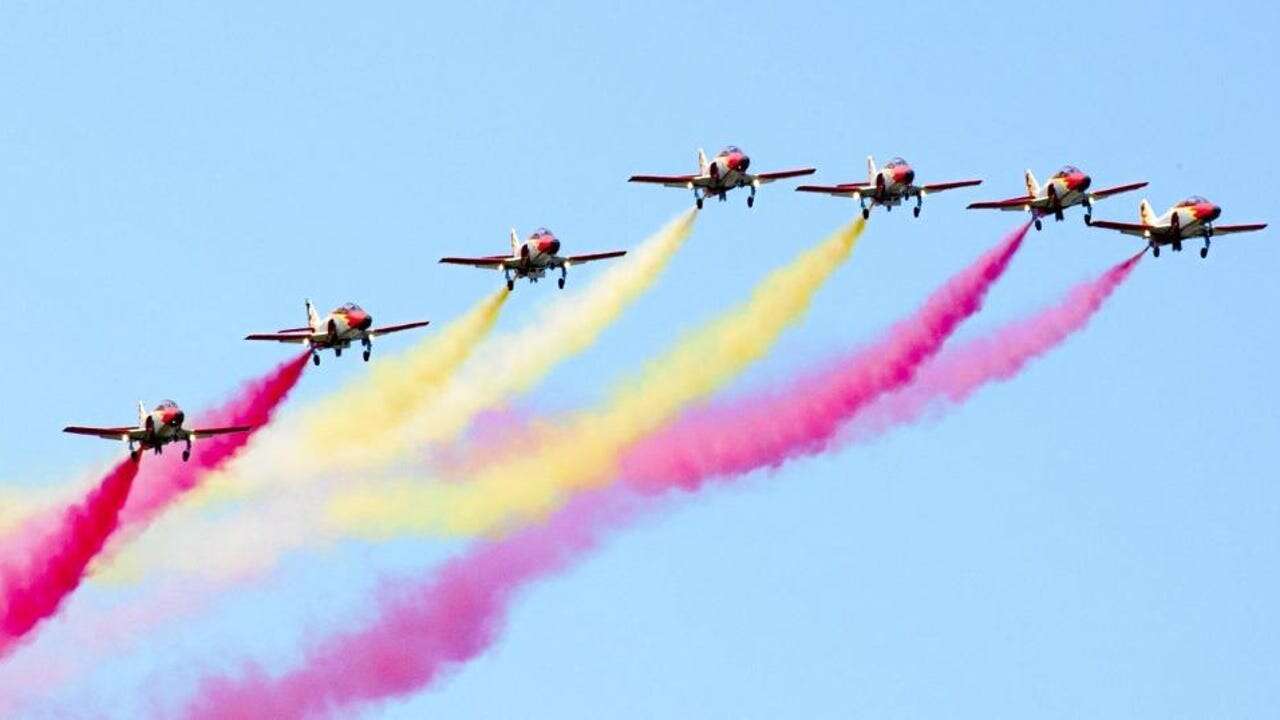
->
[64,400,251,461]
[63,146,1267,452]
[967,166,1149,230]
[1089,197,1267,258]
[629,146,816,208]
[245,300,430,365]
[440,227,627,290]
[795,155,982,218]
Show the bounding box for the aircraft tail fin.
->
[305,299,320,331]
[697,148,709,175]
[1139,199,1156,226]
[137,401,147,427]
[1024,169,1040,198]
[866,155,877,183]
[510,228,520,257]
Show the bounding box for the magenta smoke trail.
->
[176,243,1141,720]
[120,352,310,529]
[0,457,141,658]
[619,221,1031,494]
[840,250,1145,444]
[182,488,636,720]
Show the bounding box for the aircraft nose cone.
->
[738,156,750,172]
[1077,175,1092,191]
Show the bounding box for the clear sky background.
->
[2,1,1278,717]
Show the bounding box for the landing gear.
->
[912,206,921,218]
[913,194,922,218]
[1152,244,1160,258]
[1201,232,1211,259]
[696,197,704,209]
[558,277,566,289]
[1034,218,1043,231]
[335,346,342,358]
[558,266,567,289]
[182,438,192,462]
[1082,198,1093,225]
[363,349,371,361]
[747,186,756,208]
[311,352,321,366]
[1172,239,1183,253]
[861,207,870,220]
[130,449,142,462]
[506,278,515,291]
[362,337,372,362]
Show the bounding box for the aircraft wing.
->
[795,183,871,197]
[968,194,1035,211]
[1087,220,1151,236]
[628,173,701,188]
[368,320,431,338]
[63,426,143,440]
[752,167,818,184]
[438,256,513,270]
[187,425,254,438]
[1088,181,1148,201]
[1211,223,1268,236]
[564,250,627,265]
[921,179,983,194]
[244,332,313,343]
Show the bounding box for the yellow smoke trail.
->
[332,216,866,538]
[392,209,699,450]
[93,210,698,583]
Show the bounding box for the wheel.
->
[861,208,870,220]
[912,206,920,218]
[1084,213,1092,225]
[696,198,704,209]
[747,196,754,208]
[130,449,142,462]
[335,346,342,357]
[506,279,515,291]
[1200,247,1208,259]
[311,353,320,366]
[1152,245,1160,257]
[1034,218,1042,231]
[363,349,371,361]
[558,277,565,289]
[182,450,191,462]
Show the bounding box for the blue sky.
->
[2,2,1278,717]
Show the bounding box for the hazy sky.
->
[2,2,1277,717]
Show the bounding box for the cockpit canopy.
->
[531,227,554,238]
[339,302,364,313]
[885,157,909,168]
[1052,165,1083,178]
[717,145,743,157]
[155,399,179,411]
[1180,195,1210,206]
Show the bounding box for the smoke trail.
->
[0,457,140,657]
[395,209,699,448]
[296,288,510,471]
[181,488,636,720]
[118,352,311,529]
[95,212,696,585]
[619,221,1030,493]
[838,250,1144,445]
[332,217,865,537]
[177,247,1139,720]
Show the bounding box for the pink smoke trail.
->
[0,457,141,658]
[182,488,636,720]
[619,221,1031,494]
[120,352,310,529]
[174,243,1143,720]
[840,250,1145,444]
